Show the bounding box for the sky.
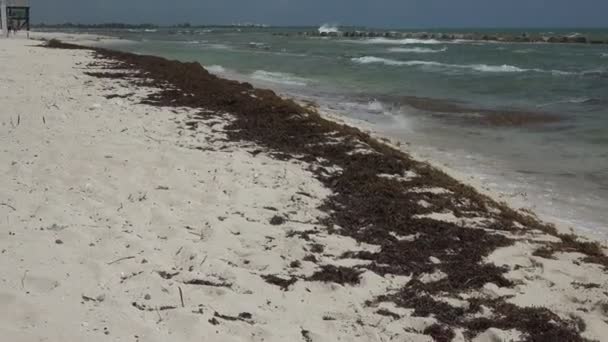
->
[31,0,608,28]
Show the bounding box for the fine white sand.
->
[1,35,607,342]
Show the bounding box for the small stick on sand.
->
[142,127,162,143]
[178,286,185,308]
[144,133,161,143]
[0,203,17,211]
[21,270,28,289]
[155,309,163,324]
[107,256,135,265]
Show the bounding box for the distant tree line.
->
[34,22,159,29]
[32,22,270,29]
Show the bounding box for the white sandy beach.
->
[1,35,608,341]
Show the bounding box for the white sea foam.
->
[367,100,385,112]
[345,38,442,45]
[205,65,226,74]
[388,47,448,54]
[206,43,231,50]
[537,97,595,107]
[251,70,310,86]
[318,24,340,34]
[601,53,608,58]
[513,49,537,54]
[184,40,231,50]
[471,64,527,73]
[352,56,413,66]
[351,56,573,75]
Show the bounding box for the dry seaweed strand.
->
[46,39,604,341]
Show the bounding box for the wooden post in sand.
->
[0,1,7,37]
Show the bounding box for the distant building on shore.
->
[1,0,30,37]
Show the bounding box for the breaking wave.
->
[319,24,340,34]
[537,97,600,108]
[205,65,226,74]
[367,100,385,112]
[347,38,443,45]
[351,56,574,75]
[513,49,537,54]
[388,47,448,54]
[251,70,310,86]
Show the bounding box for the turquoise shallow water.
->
[55,27,608,238]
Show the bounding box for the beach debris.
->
[212,311,254,325]
[261,274,298,291]
[105,93,134,99]
[182,278,232,288]
[303,255,318,263]
[424,324,455,342]
[309,243,324,254]
[131,302,177,312]
[178,286,185,308]
[286,230,317,241]
[46,223,67,231]
[155,185,170,190]
[20,270,28,290]
[107,256,135,265]
[269,215,286,225]
[301,329,313,342]
[307,265,362,285]
[156,271,180,280]
[55,239,64,245]
[128,192,147,202]
[120,271,143,283]
[376,309,400,320]
[0,202,16,211]
[81,294,105,303]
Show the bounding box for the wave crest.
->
[319,24,340,34]
[346,38,442,45]
[251,70,310,86]
[351,56,574,75]
[388,47,448,54]
[205,65,226,74]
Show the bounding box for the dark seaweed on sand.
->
[47,39,605,341]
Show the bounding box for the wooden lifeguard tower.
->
[1,0,30,37]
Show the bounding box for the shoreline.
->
[2,36,607,341]
[171,61,607,241]
[315,106,607,241]
[235,78,608,242]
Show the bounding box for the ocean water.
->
[63,26,608,238]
